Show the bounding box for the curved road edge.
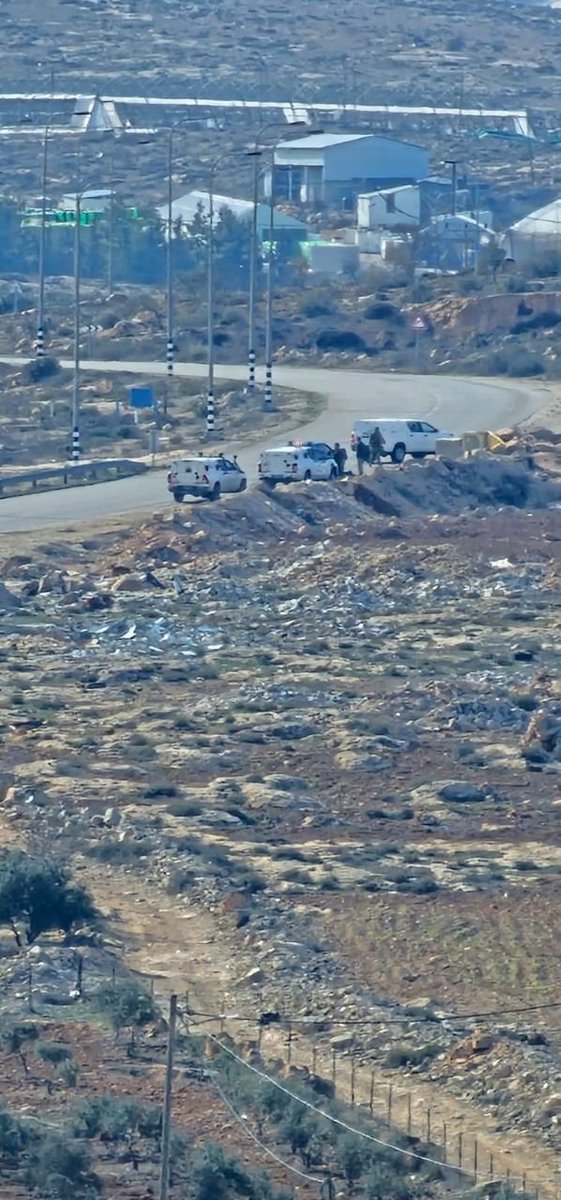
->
[0,356,555,533]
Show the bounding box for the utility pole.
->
[264,155,275,412]
[206,182,215,438]
[159,993,177,1200]
[36,125,49,358]
[165,129,174,415]
[107,135,115,296]
[247,149,260,394]
[445,159,458,217]
[72,191,81,462]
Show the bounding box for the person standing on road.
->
[333,443,348,476]
[356,437,370,476]
[369,426,385,465]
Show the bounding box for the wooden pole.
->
[159,994,177,1200]
[369,1071,374,1114]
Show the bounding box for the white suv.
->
[168,455,247,502]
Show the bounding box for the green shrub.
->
[94,980,157,1050]
[0,852,95,948]
[167,800,203,817]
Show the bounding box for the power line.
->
[178,1011,323,1189]
[203,1030,526,1189]
[186,994,561,1028]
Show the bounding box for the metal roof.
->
[275,131,426,152]
[507,198,561,235]
[156,189,307,230]
[275,133,369,150]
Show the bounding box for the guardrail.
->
[0,458,148,498]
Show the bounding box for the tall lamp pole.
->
[36,126,49,359]
[247,151,259,394]
[264,168,275,412]
[107,135,116,296]
[206,180,215,438]
[246,119,303,396]
[72,189,82,462]
[205,150,240,438]
[166,128,174,396]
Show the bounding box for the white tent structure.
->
[501,199,561,267]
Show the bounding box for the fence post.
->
[369,1071,374,1114]
[350,1057,356,1107]
[458,1132,463,1169]
[331,1049,336,1088]
[387,1084,393,1125]
[426,1107,431,1144]
[75,954,84,999]
[312,1045,317,1074]
[442,1123,447,1164]
[220,996,226,1034]
[287,1023,293,1066]
[489,1153,494,1180]
[474,1138,478,1178]
[407,1092,412,1135]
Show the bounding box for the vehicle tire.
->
[261,478,276,490]
[173,489,184,503]
[411,452,427,459]
[391,443,406,464]
[239,477,247,492]
[304,469,312,482]
[210,482,221,501]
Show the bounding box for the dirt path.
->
[85,866,561,1200]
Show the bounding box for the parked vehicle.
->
[350,419,453,464]
[258,441,338,486]
[167,455,247,502]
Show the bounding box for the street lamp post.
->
[205,150,241,437]
[264,171,275,412]
[36,125,49,359]
[106,136,116,296]
[166,128,174,392]
[247,151,259,394]
[206,183,215,437]
[249,121,308,409]
[72,190,82,462]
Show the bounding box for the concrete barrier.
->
[436,437,464,459]
[0,458,148,498]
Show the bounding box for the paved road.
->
[0,357,549,532]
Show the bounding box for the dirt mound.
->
[353,454,561,518]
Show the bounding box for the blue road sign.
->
[129,386,155,409]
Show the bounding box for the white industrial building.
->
[357,184,421,230]
[356,177,459,234]
[156,190,308,244]
[268,132,429,208]
[501,198,561,267]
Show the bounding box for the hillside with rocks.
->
[1,442,561,1195]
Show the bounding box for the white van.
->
[351,419,453,464]
[167,455,247,502]
[259,441,338,487]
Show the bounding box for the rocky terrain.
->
[1,439,561,1195]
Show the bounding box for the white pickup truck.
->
[168,455,247,502]
[258,441,338,487]
[351,419,453,464]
